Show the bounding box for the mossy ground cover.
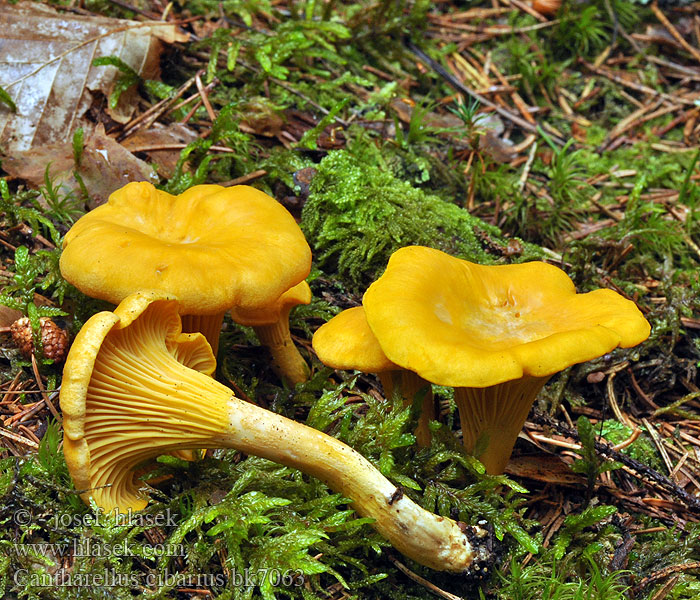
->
[1,0,700,598]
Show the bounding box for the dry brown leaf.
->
[120,122,199,178]
[1,123,157,208]
[239,98,285,138]
[506,454,585,487]
[0,306,23,329]
[0,1,188,152]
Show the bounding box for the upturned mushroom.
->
[59,181,312,383]
[312,306,435,447]
[363,246,651,474]
[60,290,489,573]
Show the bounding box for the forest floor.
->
[1,0,700,599]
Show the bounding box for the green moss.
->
[301,150,534,291]
[599,420,663,471]
[497,554,630,600]
[629,522,700,600]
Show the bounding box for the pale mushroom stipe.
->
[362,246,651,474]
[59,291,491,574]
[59,181,312,383]
[229,280,312,384]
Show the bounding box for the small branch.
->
[631,562,700,594]
[641,418,675,477]
[582,60,697,107]
[404,40,565,146]
[119,72,201,141]
[388,557,465,600]
[106,0,160,19]
[517,141,537,194]
[218,169,268,187]
[651,1,700,65]
[195,72,217,122]
[31,354,61,424]
[0,426,39,449]
[533,412,700,512]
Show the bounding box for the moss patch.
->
[301,150,538,291]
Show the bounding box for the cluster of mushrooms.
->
[58,181,651,574]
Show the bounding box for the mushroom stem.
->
[62,297,487,573]
[215,396,485,572]
[378,370,435,447]
[253,317,310,385]
[453,376,549,474]
[181,312,226,356]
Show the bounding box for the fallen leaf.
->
[120,122,199,178]
[239,98,285,138]
[0,1,188,152]
[0,306,23,328]
[479,130,515,163]
[506,454,584,487]
[2,123,157,208]
[390,98,464,130]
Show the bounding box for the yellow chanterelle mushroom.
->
[362,246,651,474]
[60,181,311,383]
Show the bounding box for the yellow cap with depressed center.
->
[362,246,651,473]
[61,182,311,315]
[363,246,650,388]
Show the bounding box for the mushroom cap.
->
[60,182,312,315]
[60,290,219,511]
[312,306,396,373]
[363,246,651,388]
[230,280,312,327]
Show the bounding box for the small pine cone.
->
[10,317,69,362]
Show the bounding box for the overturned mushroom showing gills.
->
[312,306,435,447]
[60,291,489,573]
[363,246,651,474]
[59,181,312,366]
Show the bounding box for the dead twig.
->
[119,72,201,141]
[581,60,697,108]
[533,412,700,512]
[0,426,39,449]
[651,1,700,65]
[642,418,676,477]
[405,40,565,145]
[388,557,464,600]
[517,141,537,194]
[218,169,268,187]
[105,0,160,19]
[195,72,217,122]
[631,562,700,594]
[503,0,548,23]
[31,354,61,424]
